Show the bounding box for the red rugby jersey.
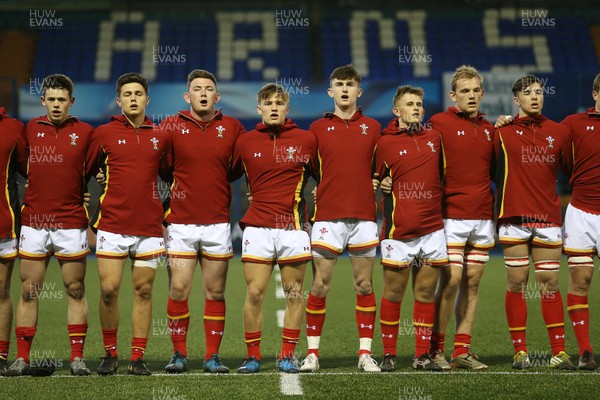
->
[310,109,380,222]
[495,115,570,226]
[87,115,170,237]
[376,119,444,240]
[22,115,93,230]
[0,108,26,238]
[231,119,317,230]
[161,109,244,225]
[429,107,495,220]
[561,107,600,214]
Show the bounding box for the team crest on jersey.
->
[484,129,491,142]
[427,141,436,152]
[69,133,79,146]
[243,239,250,253]
[216,125,225,138]
[286,146,297,161]
[151,137,159,150]
[546,136,554,148]
[98,236,106,249]
[359,123,368,135]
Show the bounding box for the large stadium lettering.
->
[94,11,159,81]
[482,8,553,73]
[216,12,279,80]
[349,10,430,78]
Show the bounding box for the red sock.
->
[430,332,446,354]
[67,323,87,362]
[244,331,261,360]
[102,328,118,357]
[131,337,148,361]
[541,290,565,356]
[167,297,190,357]
[356,293,376,356]
[452,333,471,358]
[413,300,434,357]
[280,328,300,359]
[505,290,527,353]
[567,293,592,355]
[204,299,226,360]
[15,327,36,363]
[305,293,326,357]
[379,297,400,356]
[0,340,9,361]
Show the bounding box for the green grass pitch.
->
[2,255,600,399]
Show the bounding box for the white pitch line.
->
[40,370,600,378]
[279,373,304,395]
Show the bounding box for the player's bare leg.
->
[97,258,125,375]
[238,262,272,373]
[60,258,90,375]
[278,262,307,372]
[201,258,229,372]
[0,259,15,375]
[531,246,575,370]
[351,256,380,372]
[165,257,196,373]
[567,256,596,369]
[310,257,336,298]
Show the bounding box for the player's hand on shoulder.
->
[495,115,513,128]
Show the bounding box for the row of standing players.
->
[0,65,599,376]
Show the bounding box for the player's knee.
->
[353,277,373,295]
[413,287,436,303]
[170,281,191,300]
[134,282,154,301]
[21,280,42,302]
[205,288,225,302]
[383,287,404,303]
[311,280,330,297]
[246,286,266,305]
[65,281,85,301]
[100,285,119,304]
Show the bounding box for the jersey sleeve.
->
[374,138,388,181]
[228,136,244,183]
[15,123,28,177]
[85,128,103,180]
[559,122,573,178]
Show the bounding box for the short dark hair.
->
[43,74,74,98]
[187,69,217,88]
[257,83,289,103]
[512,75,543,96]
[116,72,148,95]
[329,64,361,84]
[593,73,600,93]
[393,85,425,105]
